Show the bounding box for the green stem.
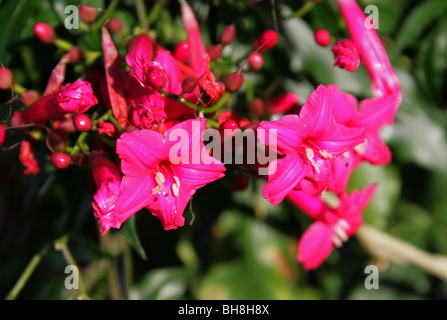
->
[204,91,232,114]
[54,235,89,299]
[13,83,26,94]
[136,0,148,30]
[93,0,120,32]
[147,1,164,28]
[6,244,50,300]
[54,38,73,51]
[287,1,315,19]
[69,132,89,156]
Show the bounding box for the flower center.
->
[151,160,181,197]
[331,219,350,248]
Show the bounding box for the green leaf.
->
[121,215,148,261]
[129,267,191,300]
[390,0,447,59]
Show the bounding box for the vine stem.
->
[356,224,447,280]
[5,244,50,300]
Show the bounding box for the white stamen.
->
[319,150,333,159]
[155,172,165,186]
[305,148,320,174]
[338,219,350,231]
[331,235,343,248]
[172,182,180,197]
[354,140,367,154]
[151,184,164,195]
[333,225,349,242]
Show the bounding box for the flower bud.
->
[181,75,198,94]
[78,4,97,23]
[250,98,264,116]
[173,41,190,63]
[52,118,76,133]
[34,22,56,44]
[314,29,331,47]
[220,24,236,46]
[107,18,123,33]
[0,123,5,148]
[21,90,40,106]
[331,39,360,72]
[67,46,83,63]
[73,113,92,132]
[50,152,71,169]
[0,67,13,90]
[219,119,238,142]
[248,52,264,71]
[146,63,168,90]
[252,29,278,52]
[224,71,244,93]
[206,44,222,61]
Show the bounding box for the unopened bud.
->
[34,22,56,44]
[182,75,198,94]
[174,41,190,63]
[206,44,222,61]
[225,71,244,93]
[73,113,92,132]
[248,52,264,71]
[50,152,71,169]
[220,24,236,46]
[21,90,40,106]
[67,46,83,63]
[78,4,97,23]
[107,18,123,33]
[0,67,13,90]
[314,29,331,47]
[252,29,278,52]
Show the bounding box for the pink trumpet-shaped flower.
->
[91,156,122,235]
[287,185,376,271]
[113,118,225,231]
[258,84,365,204]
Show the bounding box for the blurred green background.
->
[0,0,446,300]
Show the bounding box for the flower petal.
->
[116,129,166,176]
[262,155,307,205]
[297,221,334,271]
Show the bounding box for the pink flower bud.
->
[50,152,71,169]
[145,62,168,90]
[206,44,222,61]
[34,22,56,44]
[0,67,13,90]
[225,71,244,93]
[73,113,92,131]
[67,46,83,63]
[181,75,198,94]
[57,80,98,113]
[250,98,265,116]
[252,29,278,52]
[21,90,40,106]
[173,41,190,63]
[220,24,236,46]
[53,118,76,133]
[107,18,123,33]
[248,52,264,71]
[314,29,331,47]
[331,39,360,72]
[78,4,97,23]
[0,123,5,147]
[219,119,238,141]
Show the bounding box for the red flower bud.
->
[53,118,76,133]
[182,75,198,94]
[50,152,71,169]
[73,113,92,132]
[224,71,244,93]
[78,4,97,23]
[173,41,190,63]
[21,90,40,107]
[0,67,13,90]
[67,46,83,63]
[34,22,56,44]
[0,123,5,147]
[250,98,265,116]
[219,119,238,142]
[107,18,123,33]
[220,24,236,46]
[206,44,222,61]
[147,66,168,90]
[248,52,264,71]
[331,39,360,72]
[314,29,331,47]
[252,29,278,52]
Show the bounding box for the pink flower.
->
[287,185,376,271]
[258,84,365,204]
[328,84,396,165]
[19,138,40,176]
[125,33,154,88]
[331,39,360,72]
[91,156,122,235]
[21,80,98,124]
[113,118,226,231]
[337,0,402,102]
